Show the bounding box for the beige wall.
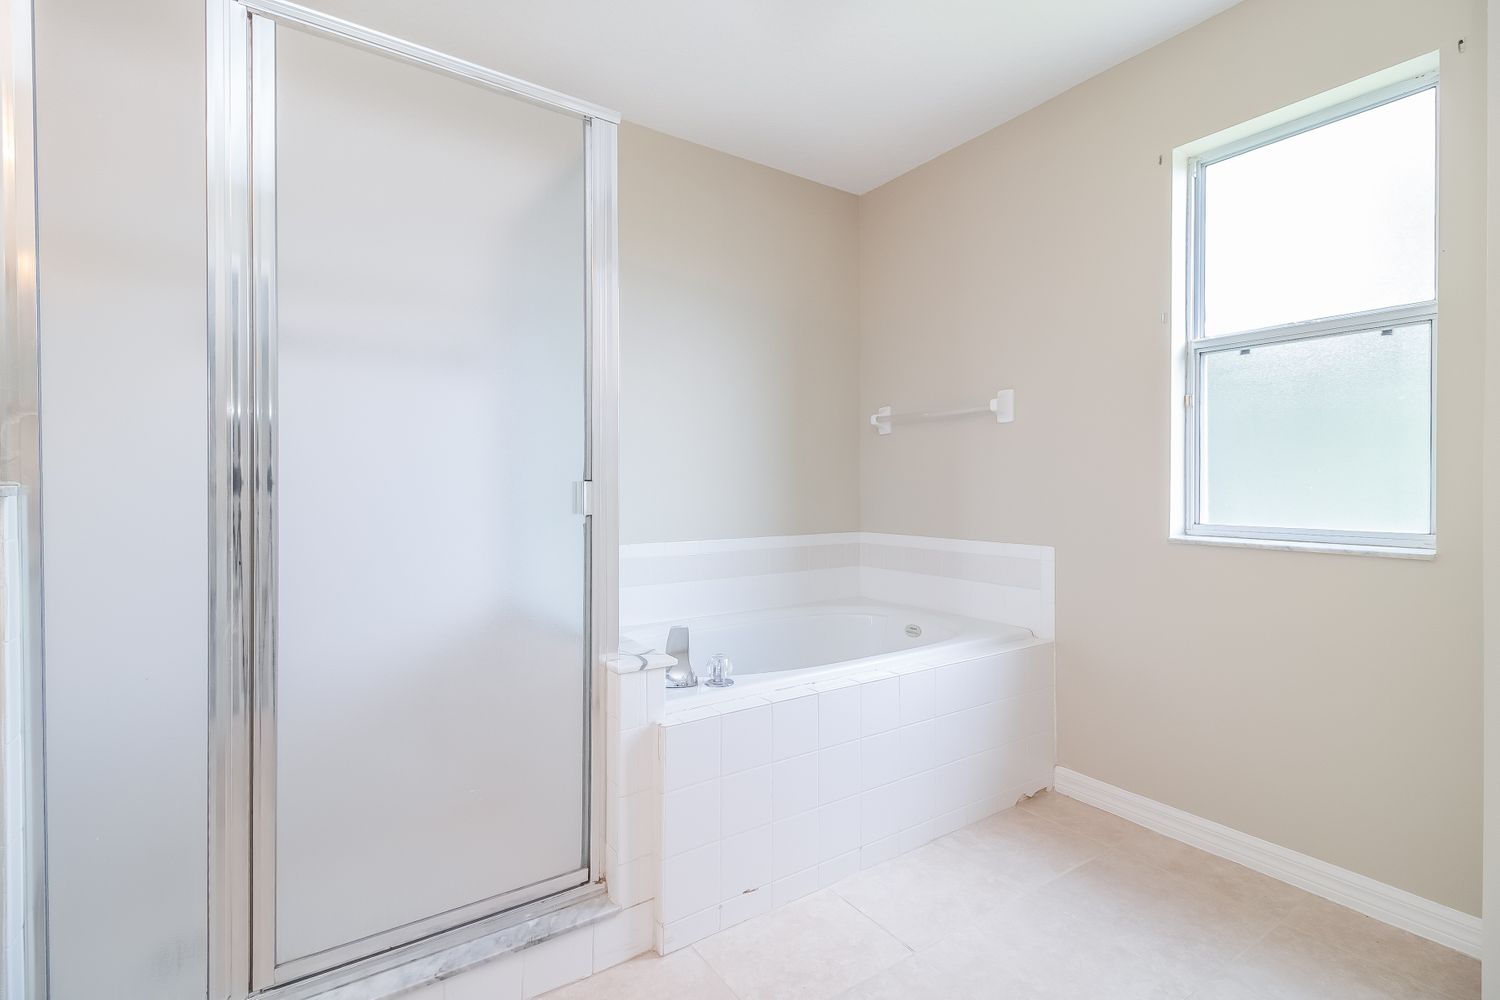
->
[859,0,1485,913]
[618,125,861,544]
[280,4,864,548]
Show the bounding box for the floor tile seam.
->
[830,868,1028,954]
[825,885,919,957]
[690,941,751,1000]
[1022,801,1295,902]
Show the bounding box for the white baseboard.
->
[1052,767,1481,959]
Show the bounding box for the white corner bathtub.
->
[644,601,1056,946]
[621,601,1043,711]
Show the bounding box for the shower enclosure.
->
[3,0,619,997]
[207,3,619,993]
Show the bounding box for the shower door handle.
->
[572,480,594,518]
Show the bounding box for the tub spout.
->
[664,625,698,688]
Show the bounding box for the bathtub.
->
[621,600,1041,711]
[647,601,1056,950]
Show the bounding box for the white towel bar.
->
[869,389,1014,435]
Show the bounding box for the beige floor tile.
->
[1043,848,1291,950]
[544,801,1476,1000]
[694,889,911,1000]
[1120,832,1312,918]
[1019,789,1165,850]
[895,880,1226,1000]
[538,949,737,1000]
[835,951,984,1000]
[937,804,1105,887]
[1189,923,1461,1000]
[1280,896,1479,999]
[1021,793,1311,914]
[832,839,1026,949]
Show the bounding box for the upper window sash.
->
[1187,73,1439,343]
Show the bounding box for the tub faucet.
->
[664,626,697,688]
[704,653,734,689]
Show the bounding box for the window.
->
[1182,76,1437,551]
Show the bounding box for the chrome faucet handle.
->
[704,652,734,688]
[664,625,698,688]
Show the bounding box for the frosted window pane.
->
[1199,323,1430,534]
[1202,89,1435,336]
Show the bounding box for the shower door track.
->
[205,2,620,996]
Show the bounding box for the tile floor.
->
[540,790,1479,1000]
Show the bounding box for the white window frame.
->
[1181,72,1439,553]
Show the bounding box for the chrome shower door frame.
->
[206,3,619,996]
[0,0,46,997]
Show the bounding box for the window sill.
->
[1168,534,1436,560]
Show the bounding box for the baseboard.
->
[1052,767,1482,959]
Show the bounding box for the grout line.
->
[827,881,917,955]
[689,941,747,1000]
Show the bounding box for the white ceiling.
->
[324,1,1245,193]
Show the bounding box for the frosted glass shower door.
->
[263,24,590,980]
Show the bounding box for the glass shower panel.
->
[272,26,588,967]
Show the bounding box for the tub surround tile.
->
[858,675,900,734]
[818,741,861,804]
[719,885,772,929]
[720,824,772,901]
[931,703,989,764]
[660,843,719,924]
[859,782,904,846]
[622,569,862,627]
[772,866,821,908]
[720,765,771,837]
[719,700,772,774]
[773,810,821,880]
[657,905,720,954]
[590,902,655,974]
[653,640,1053,953]
[897,820,938,854]
[607,787,657,864]
[619,533,1055,639]
[820,850,861,887]
[895,774,935,832]
[860,835,900,870]
[818,796,861,862]
[859,730,901,790]
[896,720,936,777]
[661,715,719,792]
[817,683,861,748]
[608,723,656,797]
[772,752,819,818]
[444,953,521,1000]
[661,780,719,858]
[520,930,594,999]
[771,691,820,760]
[605,848,655,910]
[607,671,648,731]
[897,668,935,724]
